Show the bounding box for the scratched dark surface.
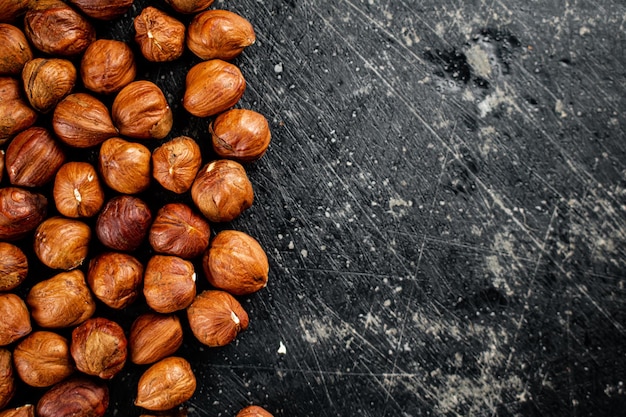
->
[4,0,626,415]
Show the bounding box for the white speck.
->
[277,341,287,355]
[383,299,391,307]
[288,241,294,250]
[300,249,308,258]
[274,63,283,73]
[230,311,240,325]
[579,26,590,36]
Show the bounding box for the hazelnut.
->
[191,159,254,223]
[0,349,15,409]
[13,331,74,388]
[134,7,186,62]
[98,137,151,194]
[70,317,127,380]
[33,216,91,270]
[53,93,118,148]
[53,162,105,218]
[164,0,214,14]
[87,252,144,309]
[187,10,255,61]
[135,356,196,411]
[80,39,136,94]
[0,242,28,291]
[129,313,183,365]
[143,255,196,313]
[0,0,30,23]
[36,376,109,417]
[187,290,249,347]
[112,80,173,140]
[96,195,152,251]
[0,293,31,346]
[21,58,77,113]
[5,127,66,187]
[0,77,38,145]
[0,24,33,75]
[236,406,274,417]
[203,230,269,296]
[26,270,96,329]
[68,0,134,20]
[152,136,202,194]
[149,203,210,259]
[0,187,47,241]
[0,404,35,417]
[0,150,4,182]
[210,109,271,162]
[183,59,246,118]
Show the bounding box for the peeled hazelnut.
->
[26,270,96,329]
[211,109,271,162]
[183,59,246,118]
[0,187,47,241]
[5,127,66,187]
[71,317,127,380]
[81,39,136,94]
[22,58,76,113]
[0,242,28,291]
[33,216,91,270]
[152,136,202,194]
[187,10,255,61]
[134,7,186,62]
[191,159,254,223]
[164,0,214,14]
[236,406,274,417]
[87,252,143,309]
[53,93,118,148]
[135,356,196,411]
[0,349,15,409]
[53,162,105,218]
[130,313,183,365]
[0,404,35,417]
[112,80,173,139]
[13,331,74,388]
[68,0,134,20]
[143,255,196,313]
[36,376,109,417]
[0,0,30,23]
[98,137,151,194]
[96,195,152,251]
[187,290,249,347]
[0,293,31,346]
[0,77,37,145]
[203,230,269,296]
[149,203,210,259]
[0,24,33,75]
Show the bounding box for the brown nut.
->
[0,0,30,23]
[134,7,186,62]
[13,331,74,388]
[112,80,173,139]
[0,24,33,75]
[81,39,136,94]
[36,376,109,417]
[0,187,47,241]
[53,93,118,148]
[191,159,254,223]
[129,313,183,365]
[68,0,134,20]
[183,59,246,118]
[203,230,269,296]
[87,252,143,309]
[186,290,249,347]
[26,270,96,329]
[71,317,127,380]
[21,58,76,113]
[0,404,35,417]
[164,0,214,14]
[0,77,37,145]
[0,294,31,346]
[143,255,196,313]
[135,357,196,411]
[152,136,202,194]
[33,216,91,270]
[0,242,28,291]
[5,127,66,187]
[96,195,152,251]
[149,203,210,259]
[210,109,271,162]
[98,137,151,194]
[187,10,255,61]
[0,150,4,182]
[0,349,15,409]
[236,406,274,417]
[53,162,105,218]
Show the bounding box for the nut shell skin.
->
[13,331,74,388]
[129,313,183,365]
[81,39,136,94]
[53,162,105,218]
[21,58,76,113]
[53,93,118,148]
[0,242,28,291]
[33,216,91,270]
[152,136,202,194]
[211,109,271,162]
[68,0,134,20]
[96,195,152,252]
[0,404,35,417]
[135,356,196,411]
[187,10,255,61]
[143,255,196,313]
[0,293,31,346]
[187,290,249,347]
[134,7,186,62]
[70,317,127,380]
[36,376,109,417]
[0,77,38,145]
[0,1,30,23]
[149,203,210,259]
[236,406,274,417]
[0,349,15,409]
[164,0,214,14]
[0,24,33,75]
[87,252,144,309]
[99,137,151,194]
[0,187,47,241]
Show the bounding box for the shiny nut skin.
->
[96,195,152,251]
[135,356,196,411]
[187,290,249,347]
[203,230,269,296]
[0,187,47,241]
[236,406,274,417]
[134,7,185,62]
[53,162,104,218]
[53,93,118,148]
[210,108,271,162]
[87,252,144,309]
[0,77,37,145]
[183,59,246,118]
[36,376,109,417]
[81,39,136,94]
[0,293,31,346]
[26,270,96,329]
[13,331,74,388]
[149,203,210,259]
[0,242,28,291]
[0,349,15,409]
[5,127,66,187]
[0,24,33,75]
[143,255,196,313]
[130,313,183,365]
[0,404,35,417]
[68,0,134,20]
[33,216,91,270]
[99,137,151,194]
[187,10,256,61]
[152,136,202,194]
[164,0,214,14]
[22,58,77,113]
[112,80,173,139]
[0,0,30,23]
[71,317,127,379]
[191,159,254,223]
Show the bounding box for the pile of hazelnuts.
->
[0,0,275,416]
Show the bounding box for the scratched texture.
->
[5,0,626,415]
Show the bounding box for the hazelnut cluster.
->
[0,0,275,416]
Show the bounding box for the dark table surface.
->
[5,0,626,416]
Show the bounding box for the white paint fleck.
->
[465,44,492,79]
[288,241,294,250]
[555,99,568,118]
[274,62,283,73]
[300,249,308,258]
[277,341,287,355]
